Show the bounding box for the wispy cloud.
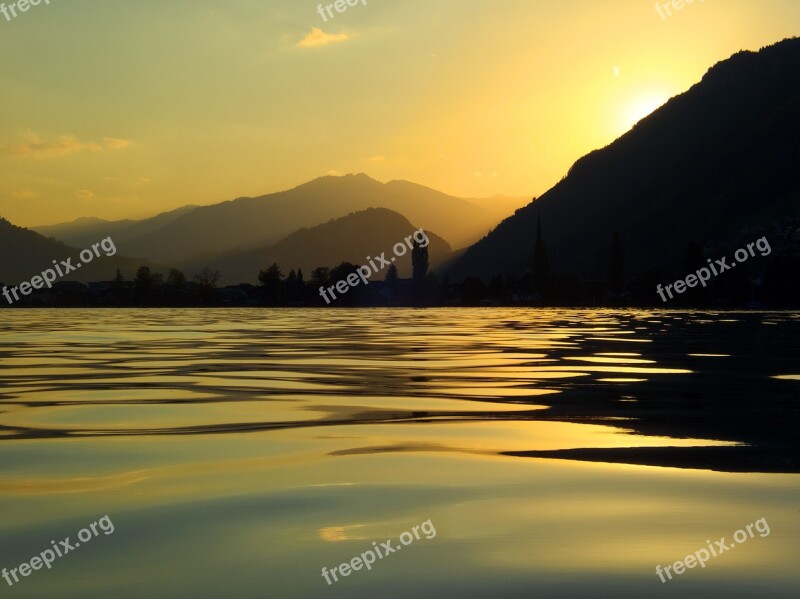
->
[297,27,349,48]
[102,137,132,150]
[318,525,367,542]
[76,189,95,199]
[10,188,35,200]
[2,134,133,159]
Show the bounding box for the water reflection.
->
[0,309,799,599]
[0,309,798,472]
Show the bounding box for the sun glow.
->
[622,94,669,131]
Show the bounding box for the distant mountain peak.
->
[195,204,452,285]
[308,171,378,184]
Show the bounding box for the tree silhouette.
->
[309,267,330,302]
[412,240,429,283]
[385,263,398,286]
[532,211,549,299]
[461,277,486,305]
[384,263,399,302]
[134,266,161,305]
[168,268,186,288]
[194,267,220,304]
[167,268,187,305]
[412,238,429,304]
[330,262,360,306]
[112,268,126,305]
[258,263,283,305]
[284,269,304,304]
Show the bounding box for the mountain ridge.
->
[0,217,164,285]
[196,207,452,285]
[447,37,800,284]
[33,174,526,267]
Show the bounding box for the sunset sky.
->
[1,0,798,227]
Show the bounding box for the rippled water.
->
[0,309,798,598]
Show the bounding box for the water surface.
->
[0,309,798,598]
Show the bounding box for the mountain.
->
[114,174,520,266]
[0,217,163,286]
[464,195,531,219]
[448,37,800,283]
[196,207,452,285]
[33,216,136,246]
[33,205,198,248]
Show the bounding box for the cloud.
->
[76,189,95,199]
[2,134,133,159]
[318,525,367,542]
[102,137,132,150]
[297,27,349,48]
[10,188,35,200]
[367,155,386,163]
[327,169,341,176]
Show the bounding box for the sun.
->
[622,94,669,131]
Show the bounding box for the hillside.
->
[112,174,517,265]
[448,38,800,283]
[196,207,452,285]
[34,205,199,248]
[0,218,163,286]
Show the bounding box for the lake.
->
[0,308,798,598]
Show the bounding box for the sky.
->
[0,0,798,227]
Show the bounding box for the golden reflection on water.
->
[0,309,798,598]
[0,308,786,450]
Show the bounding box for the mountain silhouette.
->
[69,174,522,266]
[0,217,163,285]
[194,207,451,285]
[448,37,800,283]
[33,205,199,248]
